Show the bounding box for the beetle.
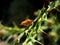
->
[20,19,33,26]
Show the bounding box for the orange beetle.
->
[20,19,33,26]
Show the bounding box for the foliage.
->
[0,0,60,45]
